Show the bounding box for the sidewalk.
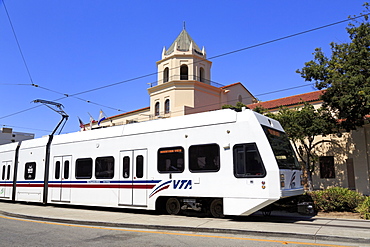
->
[0,201,369,245]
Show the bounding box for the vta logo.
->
[173,180,192,189]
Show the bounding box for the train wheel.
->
[210,199,224,218]
[165,197,181,215]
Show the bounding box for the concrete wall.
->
[311,125,370,195]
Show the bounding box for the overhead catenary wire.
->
[0,81,316,131]
[85,83,316,126]
[54,14,367,98]
[1,11,365,103]
[0,78,315,122]
[0,124,51,133]
[1,0,35,85]
[0,9,366,131]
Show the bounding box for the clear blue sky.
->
[0,0,366,137]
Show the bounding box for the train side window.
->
[123,156,130,178]
[75,158,93,179]
[95,156,114,179]
[7,165,11,180]
[233,143,266,178]
[158,147,184,173]
[189,144,220,172]
[136,155,144,178]
[24,162,36,180]
[1,165,5,180]
[64,160,70,179]
[55,161,61,179]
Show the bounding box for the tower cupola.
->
[162,29,206,59]
[156,28,212,85]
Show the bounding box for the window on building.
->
[199,67,204,82]
[123,156,130,178]
[158,147,184,173]
[24,162,36,180]
[95,156,114,179]
[233,143,266,178]
[165,99,170,114]
[163,67,169,83]
[189,144,220,172]
[136,155,144,178]
[76,158,93,179]
[180,65,188,80]
[320,156,335,178]
[155,102,160,116]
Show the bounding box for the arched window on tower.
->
[163,67,169,83]
[180,65,188,80]
[165,99,170,114]
[199,67,205,82]
[155,102,160,116]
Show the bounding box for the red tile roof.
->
[248,90,325,110]
[220,82,243,89]
[108,106,150,120]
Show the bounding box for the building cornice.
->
[148,80,222,95]
[156,54,212,65]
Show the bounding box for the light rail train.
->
[0,108,303,217]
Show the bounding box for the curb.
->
[1,210,369,245]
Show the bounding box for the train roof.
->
[51,109,240,144]
[0,142,19,153]
[0,109,284,149]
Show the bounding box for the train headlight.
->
[280,174,285,188]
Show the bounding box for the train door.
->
[119,149,147,207]
[51,156,72,202]
[0,161,12,198]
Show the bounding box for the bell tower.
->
[148,28,216,118]
[157,27,212,85]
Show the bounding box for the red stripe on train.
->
[0,184,13,187]
[16,184,44,187]
[48,184,155,189]
[16,184,155,189]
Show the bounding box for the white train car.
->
[16,137,49,202]
[0,109,304,217]
[0,142,19,200]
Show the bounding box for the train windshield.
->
[262,125,300,170]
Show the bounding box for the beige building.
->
[90,28,256,128]
[249,91,370,195]
[85,28,370,195]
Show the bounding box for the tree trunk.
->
[306,169,314,191]
[303,151,314,191]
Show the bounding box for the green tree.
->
[258,103,337,190]
[222,101,248,111]
[297,4,370,131]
